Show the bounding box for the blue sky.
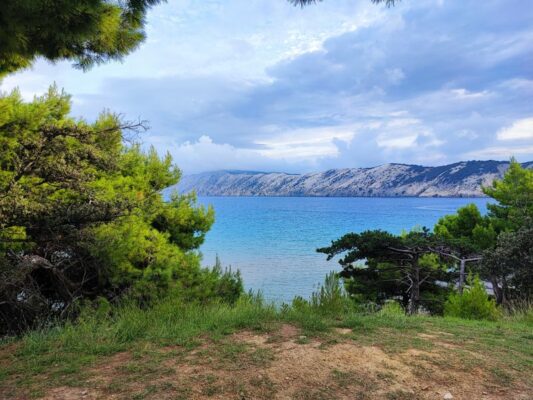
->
[2,0,533,173]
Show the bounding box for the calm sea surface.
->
[196,197,491,303]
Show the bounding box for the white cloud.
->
[375,118,444,150]
[385,68,405,85]
[150,133,350,173]
[255,125,355,159]
[1,69,54,100]
[385,118,421,128]
[463,145,533,159]
[498,78,533,92]
[153,135,268,174]
[456,129,479,140]
[497,118,533,141]
[449,88,491,100]
[3,0,532,173]
[377,134,417,149]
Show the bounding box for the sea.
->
[196,197,491,303]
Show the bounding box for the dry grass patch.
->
[1,301,532,400]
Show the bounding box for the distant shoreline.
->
[172,160,532,198]
[194,194,489,199]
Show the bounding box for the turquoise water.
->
[197,197,491,303]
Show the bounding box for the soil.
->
[5,324,532,400]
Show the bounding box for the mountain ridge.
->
[170,160,533,198]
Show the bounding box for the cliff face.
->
[171,161,533,197]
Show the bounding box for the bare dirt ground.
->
[18,324,530,400]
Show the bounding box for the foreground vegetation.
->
[1,290,531,399]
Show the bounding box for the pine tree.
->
[0,87,232,334]
[0,0,163,76]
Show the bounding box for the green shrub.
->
[310,272,352,315]
[203,256,244,304]
[379,300,405,317]
[444,275,501,321]
[282,273,352,333]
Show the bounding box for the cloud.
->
[464,145,533,159]
[376,134,417,149]
[497,118,533,141]
[149,135,333,174]
[255,125,356,159]
[3,0,533,172]
[385,68,405,85]
[456,129,479,140]
[160,135,265,172]
[449,89,492,100]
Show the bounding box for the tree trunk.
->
[501,276,509,307]
[458,259,466,294]
[491,276,503,305]
[408,259,420,315]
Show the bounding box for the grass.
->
[1,292,532,399]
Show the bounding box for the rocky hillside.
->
[171,161,533,197]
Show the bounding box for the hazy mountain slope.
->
[171,161,533,197]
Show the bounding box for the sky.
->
[2,0,533,174]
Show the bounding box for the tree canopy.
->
[0,87,241,334]
[317,228,450,314]
[434,203,496,253]
[0,0,163,76]
[433,203,494,292]
[482,159,533,230]
[481,226,533,304]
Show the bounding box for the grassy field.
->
[1,295,532,400]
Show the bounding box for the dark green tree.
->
[0,0,163,76]
[318,229,451,315]
[482,159,533,230]
[481,227,533,304]
[434,161,533,304]
[433,203,496,293]
[0,87,242,334]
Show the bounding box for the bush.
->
[379,300,405,317]
[283,272,352,333]
[310,272,352,315]
[444,275,500,321]
[191,256,243,304]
